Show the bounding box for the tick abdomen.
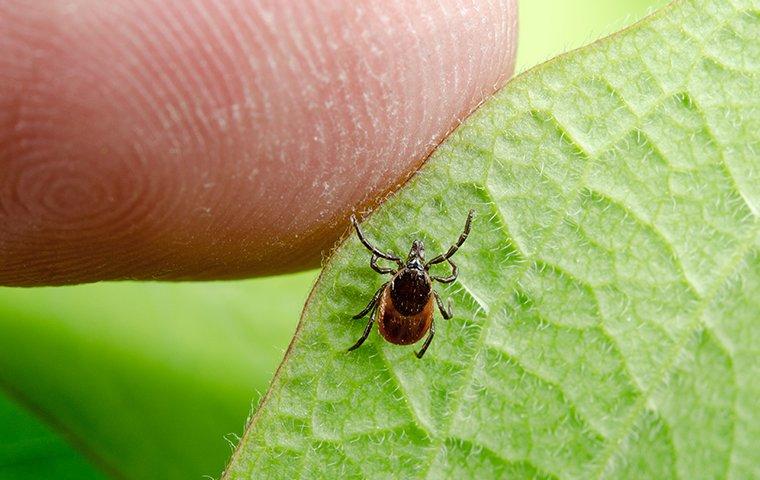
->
[378,286,433,345]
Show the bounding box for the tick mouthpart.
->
[407,239,425,263]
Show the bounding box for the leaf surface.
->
[0,392,105,480]
[224,1,760,478]
[0,273,314,480]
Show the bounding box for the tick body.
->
[347,210,474,358]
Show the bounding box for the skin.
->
[0,0,517,286]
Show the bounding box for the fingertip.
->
[0,0,518,285]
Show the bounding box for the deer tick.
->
[347,210,474,358]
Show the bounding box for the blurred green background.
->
[0,1,667,479]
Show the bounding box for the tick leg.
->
[431,259,458,284]
[348,305,378,352]
[426,209,474,267]
[415,320,435,359]
[370,255,396,275]
[433,290,453,319]
[353,282,388,319]
[351,215,403,266]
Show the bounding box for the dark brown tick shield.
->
[347,210,474,359]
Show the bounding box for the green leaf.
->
[0,273,314,480]
[0,2,673,479]
[0,391,105,480]
[224,0,760,478]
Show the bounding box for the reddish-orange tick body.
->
[348,210,473,358]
